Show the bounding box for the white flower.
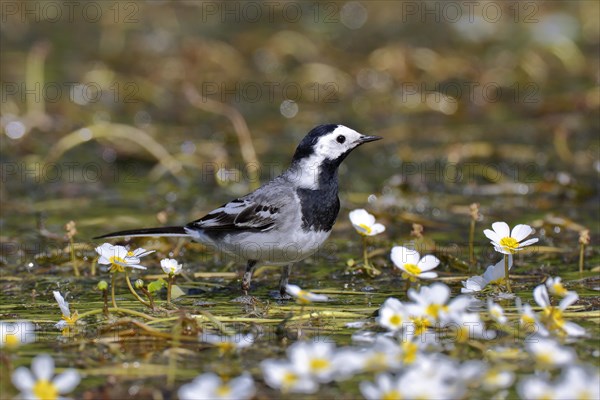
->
[526,338,576,367]
[201,332,254,352]
[360,373,405,400]
[487,298,508,325]
[461,256,514,293]
[545,277,570,297]
[285,284,328,304]
[177,372,255,400]
[349,209,386,236]
[53,291,78,335]
[407,283,472,323]
[482,369,515,391]
[554,366,600,400]
[95,243,149,273]
[445,312,495,342]
[390,246,440,281]
[483,221,538,254]
[11,354,81,400]
[399,355,467,400]
[261,359,318,394]
[377,298,407,332]
[0,321,36,348]
[288,341,337,383]
[515,298,549,337]
[160,258,182,275]
[533,285,585,337]
[518,375,556,400]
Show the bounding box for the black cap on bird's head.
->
[291,124,381,164]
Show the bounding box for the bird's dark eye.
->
[336,135,346,144]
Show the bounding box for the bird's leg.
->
[241,259,258,294]
[279,264,293,297]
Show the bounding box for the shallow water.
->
[1,1,599,398]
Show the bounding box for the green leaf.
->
[148,278,166,293]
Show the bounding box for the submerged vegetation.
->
[1,1,599,399]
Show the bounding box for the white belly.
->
[185,227,331,265]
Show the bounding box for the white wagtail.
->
[95,124,381,295]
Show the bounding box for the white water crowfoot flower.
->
[95,243,150,273]
[12,354,81,400]
[484,221,539,254]
[286,284,328,304]
[178,372,255,400]
[349,209,385,276]
[360,373,405,400]
[391,246,440,282]
[545,276,572,297]
[487,298,508,325]
[407,283,471,323]
[533,285,585,337]
[288,340,337,383]
[160,258,182,276]
[349,209,386,236]
[0,321,36,348]
[377,298,407,332]
[261,359,318,394]
[518,365,600,400]
[526,338,576,367]
[461,256,513,293]
[53,291,79,336]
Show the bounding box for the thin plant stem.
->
[504,254,511,292]
[579,243,585,274]
[78,307,157,321]
[124,270,152,308]
[362,236,369,268]
[469,219,475,265]
[69,237,80,277]
[111,273,117,308]
[166,276,173,304]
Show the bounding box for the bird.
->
[95,124,381,296]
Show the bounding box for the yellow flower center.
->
[552,283,568,297]
[357,223,372,235]
[542,307,565,331]
[382,390,402,400]
[309,358,330,372]
[403,263,422,276]
[499,237,519,253]
[402,341,418,364]
[491,308,503,319]
[216,342,236,353]
[425,304,448,319]
[215,385,231,397]
[411,317,430,335]
[109,256,127,273]
[389,314,402,327]
[4,333,19,348]
[33,379,58,400]
[489,277,506,286]
[282,371,298,388]
[536,352,554,365]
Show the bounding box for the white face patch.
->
[292,125,366,189]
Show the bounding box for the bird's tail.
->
[94,226,190,240]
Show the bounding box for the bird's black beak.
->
[357,135,382,144]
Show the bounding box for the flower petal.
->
[418,255,440,271]
[511,224,533,242]
[53,369,81,394]
[483,229,502,244]
[369,223,386,236]
[491,222,510,238]
[419,272,438,279]
[32,354,54,381]
[349,209,374,226]
[559,292,579,310]
[518,238,539,248]
[533,285,550,308]
[11,367,35,392]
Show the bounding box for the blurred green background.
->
[1,0,598,245]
